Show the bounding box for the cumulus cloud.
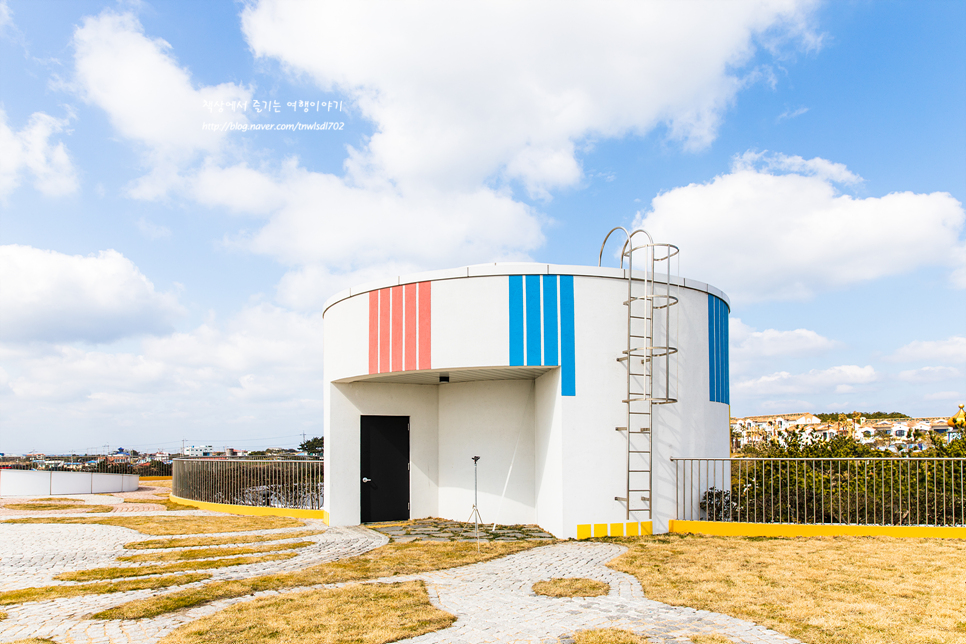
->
[71,10,251,198]
[730,317,837,364]
[634,153,966,302]
[241,0,820,194]
[195,161,544,308]
[887,336,966,365]
[0,108,78,198]
[0,245,184,343]
[734,364,877,396]
[0,304,324,452]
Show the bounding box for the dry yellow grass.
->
[532,577,609,598]
[31,497,84,503]
[117,540,313,563]
[0,610,6,620]
[608,534,966,644]
[2,515,304,535]
[3,503,90,511]
[55,553,298,582]
[158,580,454,644]
[688,635,732,644]
[95,539,546,620]
[7,639,57,644]
[124,498,194,511]
[572,629,646,644]
[124,529,326,550]
[0,573,211,605]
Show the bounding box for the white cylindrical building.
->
[323,247,730,538]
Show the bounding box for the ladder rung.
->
[614,496,627,502]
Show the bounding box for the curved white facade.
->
[0,470,140,496]
[323,263,730,538]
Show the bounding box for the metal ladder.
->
[599,228,679,520]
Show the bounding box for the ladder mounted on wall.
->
[599,227,679,520]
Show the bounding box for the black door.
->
[360,415,410,522]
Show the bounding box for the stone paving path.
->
[0,502,801,644]
[368,517,556,542]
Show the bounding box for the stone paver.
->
[0,503,800,644]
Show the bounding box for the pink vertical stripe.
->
[379,288,391,373]
[368,291,379,374]
[418,281,431,370]
[391,285,403,372]
[404,283,417,371]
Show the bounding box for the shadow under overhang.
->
[333,365,555,385]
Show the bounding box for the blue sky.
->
[1,0,963,454]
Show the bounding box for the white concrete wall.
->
[325,382,439,525]
[437,380,535,526]
[323,291,370,382]
[433,277,508,369]
[0,470,139,496]
[534,369,564,537]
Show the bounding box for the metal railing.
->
[173,459,323,509]
[673,457,965,526]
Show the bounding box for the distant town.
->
[731,411,962,453]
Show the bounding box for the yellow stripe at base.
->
[576,521,653,539]
[170,494,329,524]
[669,520,966,540]
[139,476,172,481]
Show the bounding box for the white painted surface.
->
[0,471,139,496]
[323,262,731,538]
[438,380,535,526]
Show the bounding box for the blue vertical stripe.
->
[509,276,524,366]
[525,275,542,366]
[542,275,558,366]
[708,294,731,404]
[708,293,716,402]
[721,302,731,405]
[559,275,576,396]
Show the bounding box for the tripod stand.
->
[463,456,484,551]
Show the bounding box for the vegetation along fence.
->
[173,459,323,510]
[673,458,965,527]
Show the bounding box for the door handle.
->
[362,477,371,483]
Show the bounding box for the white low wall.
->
[0,470,139,496]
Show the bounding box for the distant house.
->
[790,414,821,426]
[185,445,215,457]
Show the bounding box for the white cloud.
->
[71,10,251,198]
[241,0,820,195]
[195,161,544,307]
[887,336,966,364]
[897,366,962,383]
[730,317,837,362]
[777,106,809,122]
[0,304,324,453]
[734,364,877,396]
[0,107,78,198]
[0,245,184,343]
[634,153,966,302]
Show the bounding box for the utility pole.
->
[182,439,185,456]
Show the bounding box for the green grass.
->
[55,553,298,582]
[0,573,211,606]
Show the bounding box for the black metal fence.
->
[173,459,323,509]
[0,461,172,476]
[673,457,965,526]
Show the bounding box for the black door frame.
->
[360,415,410,523]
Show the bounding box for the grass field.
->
[0,573,211,605]
[54,553,298,582]
[2,515,305,535]
[124,529,326,550]
[532,577,609,598]
[608,533,966,644]
[94,540,545,620]
[157,581,454,644]
[117,540,313,563]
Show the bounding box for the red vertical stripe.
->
[391,285,403,372]
[404,283,417,371]
[379,288,390,373]
[368,291,379,374]
[418,281,431,370]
